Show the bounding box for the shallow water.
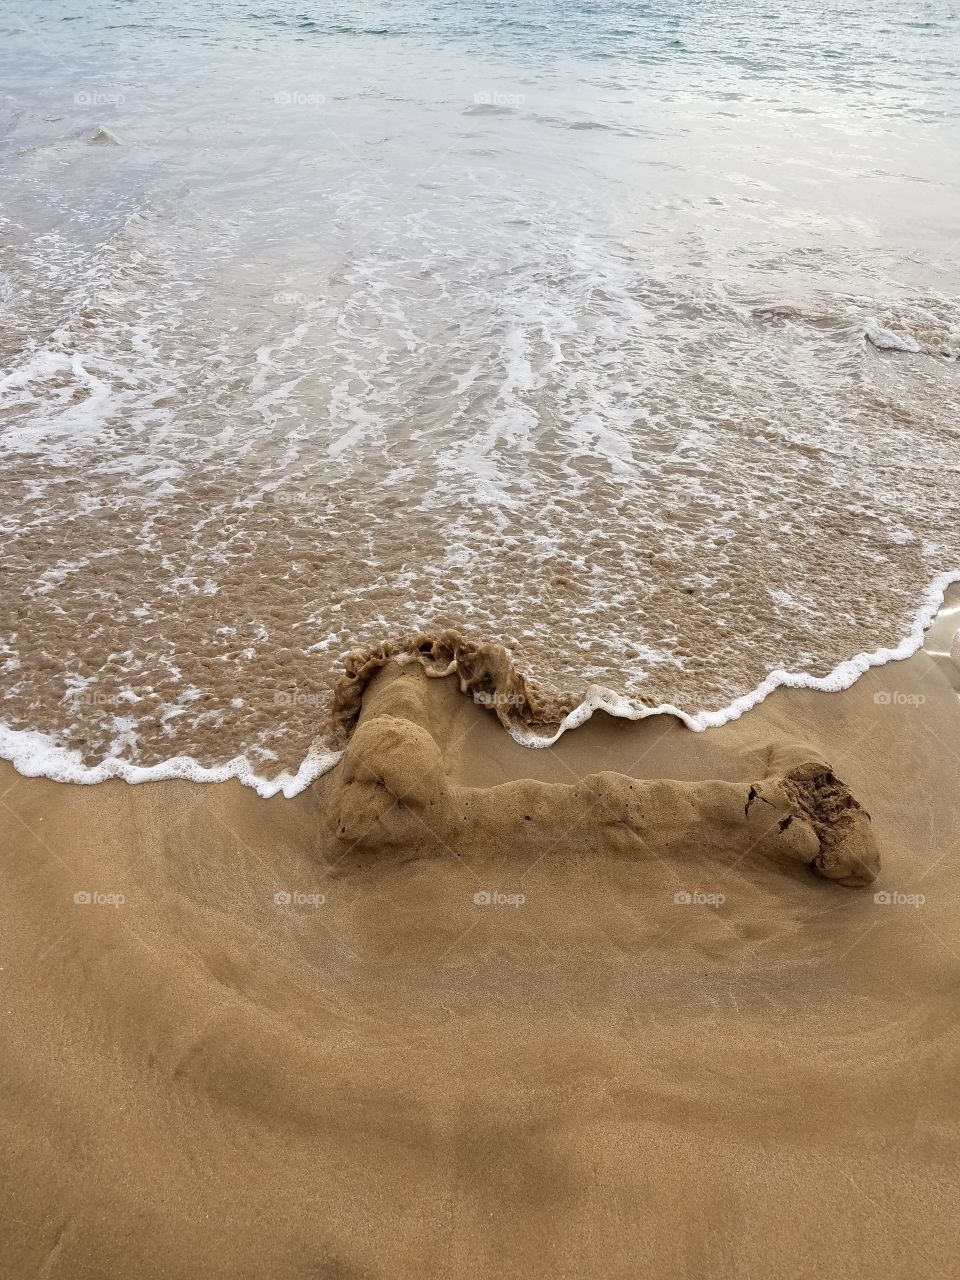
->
[1,0,959,788]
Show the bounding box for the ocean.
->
[1,0,959,793]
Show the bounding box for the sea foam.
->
[1,569,958,799]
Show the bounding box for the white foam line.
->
[1,569,958,798]
[0,724,342,800]
[512,568,960,747]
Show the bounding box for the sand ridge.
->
[330,662,879,887]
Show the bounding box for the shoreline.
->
[1,573,958,798]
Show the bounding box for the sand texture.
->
[1,592,959,1278]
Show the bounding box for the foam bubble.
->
[864,317,922,353]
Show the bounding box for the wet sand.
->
[1,592,959,1279]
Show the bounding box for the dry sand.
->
[2,590,959,1279]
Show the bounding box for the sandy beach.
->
[2,589,958,1278]
[3,5,960,1271]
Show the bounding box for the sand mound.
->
[328,628,580,743]
[331,664,879,887]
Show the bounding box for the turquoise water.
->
[1,0,959,788]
